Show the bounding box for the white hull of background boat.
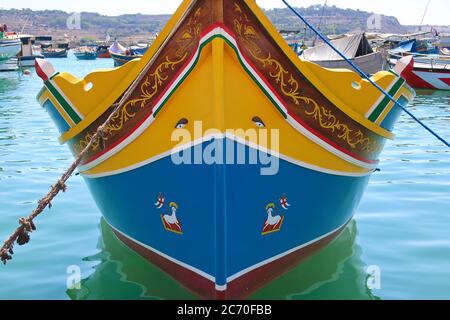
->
[0,39,21,63]
[395,56,450,90]
[303,52,386,75]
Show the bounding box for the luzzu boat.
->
[109,41,142,67]
[36,0,415,299]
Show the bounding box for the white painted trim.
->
[365,77,398,118]
[105,218,217,283]
[285,116,378,169]
[414,70,450,90]
[82,134,373,179]
[49,79,84,121]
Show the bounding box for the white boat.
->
[0,38,21,63]
[301,33,387,75]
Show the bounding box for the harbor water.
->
[0,54,449,300]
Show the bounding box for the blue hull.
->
[83,138,370,297]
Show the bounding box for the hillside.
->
[1,4,446,43]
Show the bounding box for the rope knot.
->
[0,249,12,265]
[56,181,67,192]
[19,218,36,233]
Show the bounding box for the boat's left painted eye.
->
[252,116,266,128]
[175,118,188,129]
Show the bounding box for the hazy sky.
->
[0,0,448,25]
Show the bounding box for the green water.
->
[0,54,449,300]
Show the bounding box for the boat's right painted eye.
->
[175,118,188,129]
[252,116,266,128]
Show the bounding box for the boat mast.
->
[418,0,431,32]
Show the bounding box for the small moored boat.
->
[96,45,111,58]
[394,55,450,90]
[41,48,68,58]
[36,0,415,299]
[109,41,142,67]
[74,47,98,60]
[301,33,387,75]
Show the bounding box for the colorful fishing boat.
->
[36,0,415,299]
[394,55,450,90]
[74,47,98,60]
[96,45,111,58]
[109,51,141,67]
[109,41,142,67]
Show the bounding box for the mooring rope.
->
[282,0,450,148]
[0,54,157,264]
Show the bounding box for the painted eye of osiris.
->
[175,118,188,129]
[252,116,266,128]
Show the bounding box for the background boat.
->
[394,55,450,90]
[389,38,440,63]
[129,43,150,55]
[40,39,69,58]
[18,35,45,68]
[41,48,68,58]
[0,38,21,63]
[96,45,111,58]
[110,51,142,67]
[109,41,141,67]
[74,47,98,60]
[301,33,387,75]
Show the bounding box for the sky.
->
[0,0,448,26]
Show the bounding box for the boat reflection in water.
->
[67,219,378,300]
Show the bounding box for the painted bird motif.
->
[264,203,282,227]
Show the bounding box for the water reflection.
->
[250,220,379,300]
[0,75,19,95]
[68,219,377,300]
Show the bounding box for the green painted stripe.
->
[368,78,405,122]
[45,80,82,124]
[50,72,60,80]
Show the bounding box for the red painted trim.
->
[113,229,218,299]
[398,57,437,89]
[35,59,49,82]
[439,77,450,86]
[79,23,378,168]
